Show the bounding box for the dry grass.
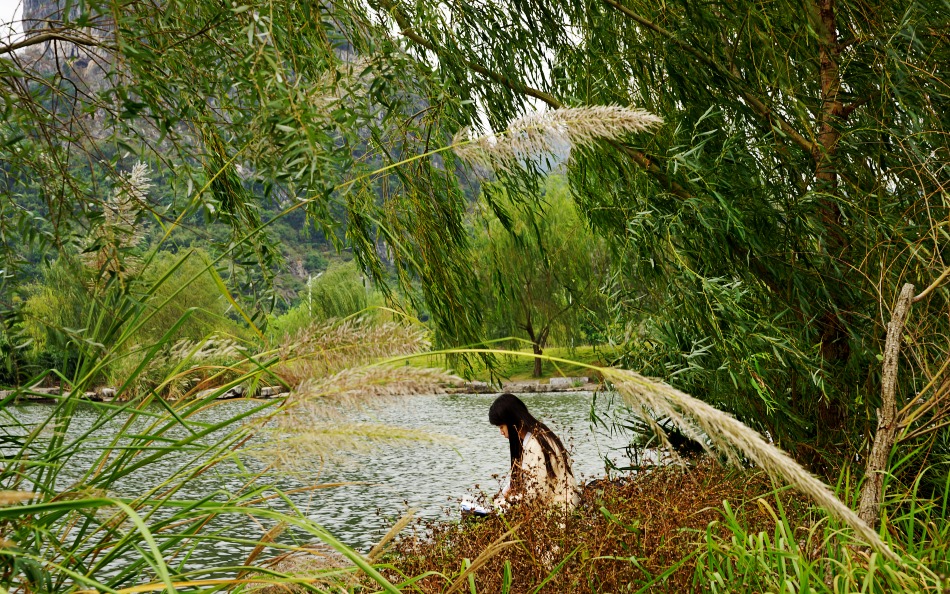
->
[384,461,804,593]
[272,318,430,386]
[603,368,897,560]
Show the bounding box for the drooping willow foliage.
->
[364,0,950,458]
[0,0,485,362]
[3,0,949,462]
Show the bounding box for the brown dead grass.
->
[384,460,806,593]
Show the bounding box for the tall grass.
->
[696,478,950,592]
[5,332,950,593]
[0,249,441,593]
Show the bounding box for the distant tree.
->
[268,261,373,339]
[475,178,610,377]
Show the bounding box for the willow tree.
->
[0,0,491,373]
[6,0,949,462]
[368,0,950,459]
[474,177,610,377]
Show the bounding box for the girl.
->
[489,393,580,509]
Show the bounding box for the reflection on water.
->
[6,392,635,567]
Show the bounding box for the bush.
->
[269,261,372,339]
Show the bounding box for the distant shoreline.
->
[445,378,602,395]
[2,377,603,403]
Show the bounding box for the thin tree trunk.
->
[524,319,544,378]
[815,0,844,211]
[857,283,915,526]
[532,342,543,378]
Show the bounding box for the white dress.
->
[494,431,580,510]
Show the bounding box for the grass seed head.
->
[454,105,663,172]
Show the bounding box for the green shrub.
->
[269,261,373,339]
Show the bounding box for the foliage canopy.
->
[368,0,950,455]
[3,0,950,460]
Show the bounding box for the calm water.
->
[5,392,636,568]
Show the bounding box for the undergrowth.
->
[376,459,950,593]
[383,461,805,593]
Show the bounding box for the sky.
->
[0,0,21,43]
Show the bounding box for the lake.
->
[5,391,637,568]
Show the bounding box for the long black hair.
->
[488,393,572,484]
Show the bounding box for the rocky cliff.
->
[22,0,81,33]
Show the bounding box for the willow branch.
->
[375,0,690,200]
[602,0,815,155]
[374,0,559,109]
[913,266,950,303]
[0,30,109,57]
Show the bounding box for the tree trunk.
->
[524,319,544,378]
[857,283,915,526]
[815,0,845,232]
[532,342,543,378]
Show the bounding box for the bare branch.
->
[857,283,915,527]
[913,266,950,303]
[0,30,110,57]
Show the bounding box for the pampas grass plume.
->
[0,491,36,506]
[454,105,662,171]
[604,368,899,562]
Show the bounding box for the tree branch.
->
[857,282,915,527]
[914,266,950,303]
[0,30,108,57]
[601,0,815,155]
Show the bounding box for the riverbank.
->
[1,377,603,403]
[0,384,292,403]
[340,462,809,592]
[445,377,601,394]
[373,461,946,593]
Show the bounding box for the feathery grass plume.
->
[106,336,247,400]
[242,522,289,571]
[602,368,899,561]
[253,365,460,467]
[0,491,36,506]
[255,422,446,468]
[443,526,523,594]
[170,337,244,361]
[288,365,460,414]
[274,317,430,385]
[257,542,358,593]
[84,161,152,274]
[453,105,663,172]
[367,509,416,562]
